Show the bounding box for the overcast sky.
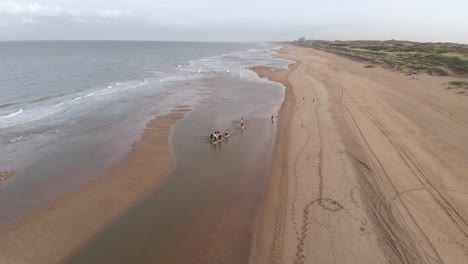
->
[1,0,467,43]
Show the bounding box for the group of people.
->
[209,115,275,144]
[210,130,230,143]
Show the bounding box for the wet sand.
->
[61,84,280,263]
[0,107,189,264]
[251,45,468,263]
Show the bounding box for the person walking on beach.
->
[240,117,245,129]
[271,114,274,123]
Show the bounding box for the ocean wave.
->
[0,109,23,120]
[134,79,148,88]
[160,76,175,82]
[0,103,17,109]
[173,46,291,84]
[0,108,61,129]
[52,102,64,107]
[30,94,66,104]
[10,136,23,142]
[96,90,115,96]
[125,79,148,90]
[83,91,98,98]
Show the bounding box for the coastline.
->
[250,45,468,263]
[0,44,289,264]
[1,43,466,264]
[249,62,298,264]
[0,107,190,264]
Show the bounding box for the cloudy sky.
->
[1,0,467,43]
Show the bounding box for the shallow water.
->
[63,71,283,263]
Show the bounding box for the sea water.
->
[0,41,291,224]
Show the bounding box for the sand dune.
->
[252,45,468,264]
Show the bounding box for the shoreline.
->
[0,43,291,264]
[0,44,289,264]
[1,43,466,263]
[0,107,190,264]
[249,61,299,264]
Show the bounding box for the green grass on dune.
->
[293,39,468,76]
[448,81,468,86]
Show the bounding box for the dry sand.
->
[0,107,190,264]
[251,45,468,264]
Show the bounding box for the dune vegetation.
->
[292,38,468,76]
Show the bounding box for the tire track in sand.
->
[356,98,468,239]
[336,81,444,263]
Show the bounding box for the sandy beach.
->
[251,45,468,263]
[1,43,467,264]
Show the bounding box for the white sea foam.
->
[0,108,60,129]
[0,109,23,120]
[96,90,115,96]
[160,76,175,82]
[52,102,64,107]
[129,79,148,89]
[83,91,98,98]
[10,136,23,142]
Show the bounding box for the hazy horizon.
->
[1,0,467,44]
